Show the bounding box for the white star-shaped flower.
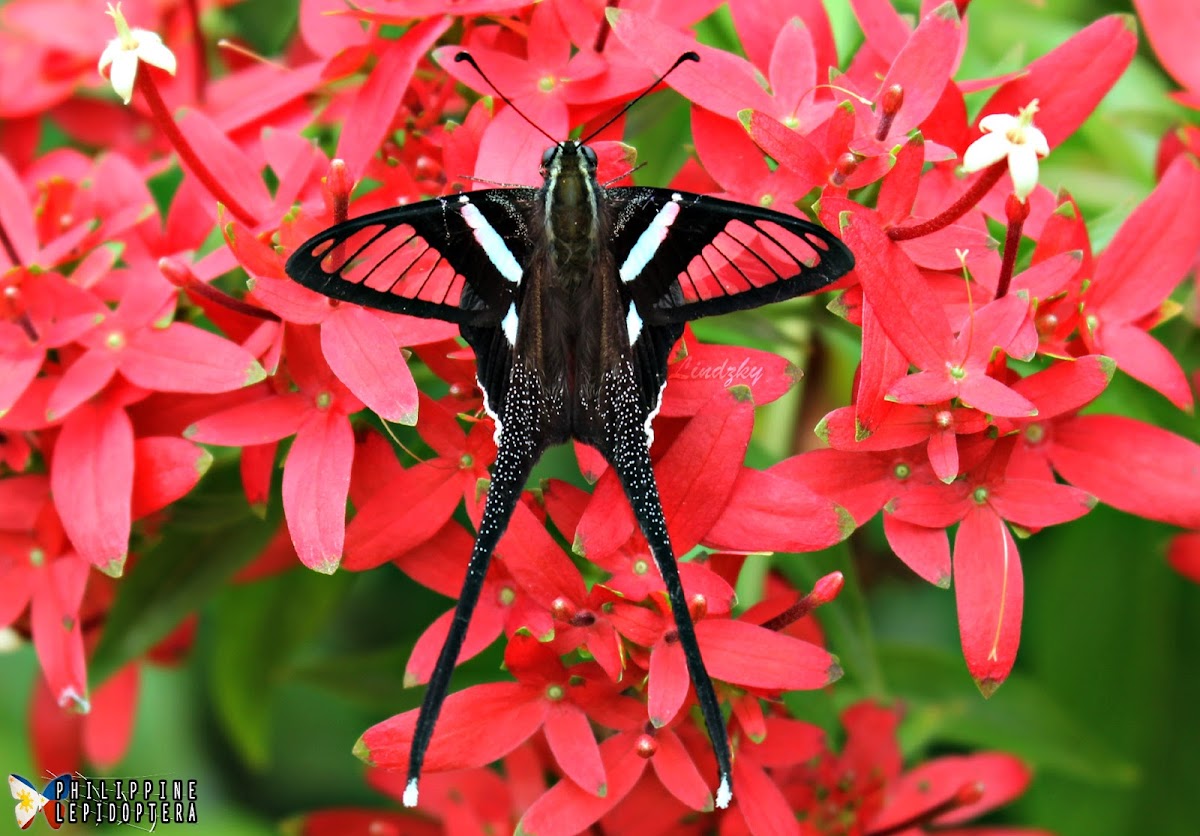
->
[97,3,177,105]
[962,100,1049,203]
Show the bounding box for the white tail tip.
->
[403,778,419,808]
[716,775,732,809]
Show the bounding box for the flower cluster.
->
[1,0,1197,831]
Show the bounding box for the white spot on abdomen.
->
[502,303,519,347]
[626,304,643,346]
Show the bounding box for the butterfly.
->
[285,51,855,809]
[8,774,71,830]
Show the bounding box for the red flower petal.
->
[31,556,89,708]
[975,14,1136,149]
[404,602,507,687]
[82,663,138,768]
[1010,355,1113,419]
[282,411,354,573]
[883,513,951,586]
[648,637,689,727]
[345,464,462,571]
[697,619,837,690]
[0,345,42,414]
[322,306,418,424]
[240,442,277,512]
[175,110,273,221]
[989,478,1094,528]
[651,728,713,811]
[876,136,925,224]
[1087,155,1200,323]
[608,9,774,119]
[954,507,1023,692]
[496,501,589,608]
[868,752,1031,831]
[130,437,211,519]
[742,110,830,190]
[730,0,837,84]
[186,392,309,446]
[516,732,648,836]
[957,373,1037,418]
[1134,0,1200,91]
[705,468,851,553]
[731,754,799,836]
[880,3,963,137]
[51,403,133,573]
[836,203,955,370]
[1047,415,1200,528]
[1168,532,1200,585]
[544,703,606,798]
[335,17,450,180]
[123,322,265,394]
[746,717,826,767]
[1092,323,1193,411]
[357,681,546,772]
[45,349,119,421]
[657,390,754,554]
[661,342,800,417]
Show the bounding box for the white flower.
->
[962,100,1049,203]
[97,3,176,105]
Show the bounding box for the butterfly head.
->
[539,140,598,181]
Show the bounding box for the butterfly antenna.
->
[581,52,700,144]
[454,52,558,144]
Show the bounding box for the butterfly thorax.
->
[541,141,602,282]
[517,142,629,439]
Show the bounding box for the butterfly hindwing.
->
[285,188,538,325]
[609,187,854,325]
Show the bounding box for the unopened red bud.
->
[810,572,844,606]
[1005,192,1031,222]
[570,610,597,627]
[1035,312,1059,335]
[550,597,575,621]
[158,256,196,288]
[831,152,860,187]
[875,85,903,141]
[689,593,707,621]
[324,159,352,224]
[635,734,657,758]
[881,84,904,117]
[953,780,985,806]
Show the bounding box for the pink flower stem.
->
[759,596,817,632]
[185,0,209,103]
[159,257,279,321]
[593,0,621,52]
[887,162,1005,241]
[0,216,19,268]
[134,67,260,229]
[995,193,1030,299]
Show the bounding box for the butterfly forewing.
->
[286,189,538,325]
[608,188,853,323]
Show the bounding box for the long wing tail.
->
[594,361,734,809]
[404,366,547,807]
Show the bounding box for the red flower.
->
[187,326,357,573]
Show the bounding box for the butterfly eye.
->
[581,145,597,167]
[540,147,557,167]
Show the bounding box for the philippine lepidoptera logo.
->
[8,774,71,830]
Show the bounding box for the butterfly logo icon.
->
[8,774,71,830]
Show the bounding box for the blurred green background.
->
[2,0,1198,833]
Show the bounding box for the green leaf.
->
[206,568,351,770]
[89,460,282,685]
[878,642,1135,786]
